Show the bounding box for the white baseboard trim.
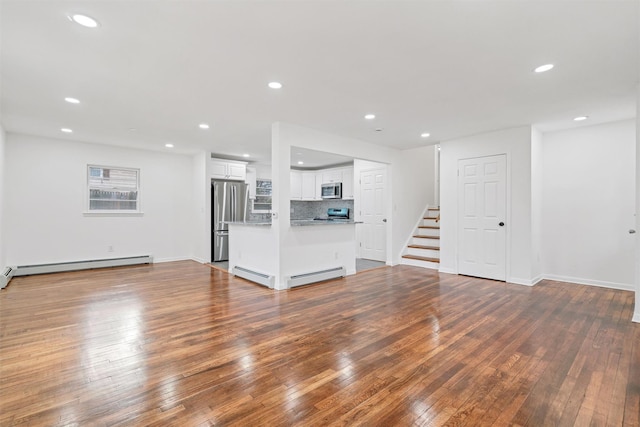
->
[543,274,634,292]
[190,257,207,264]
[438,267,457,275]
[507,277,536,287]
[153,256,193,264]
[633,311,640,323]
[507,275,543,287]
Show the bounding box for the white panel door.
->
[360,168,387,262]
[458,154,506,281]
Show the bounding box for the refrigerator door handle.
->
[231,185,236,221]
[244,186,249,222]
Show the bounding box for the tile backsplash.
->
[291,200,355,220]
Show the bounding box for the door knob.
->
[382,219,387,222]
[630,229,636,234]
[499,222,505,227]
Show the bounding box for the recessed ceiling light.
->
[165,143,174,148]
[242,154,250,158]
[534,64,554,73]
[61,128,73,133]
[421,133,430,138]
[297,161,304,165]
[64,97,80,104]
[573,116,588,121]
[364,114,375,120]
[68,14,99,28]
[268,82,282,89]
[199,123,210,129]
[128,128,137,132]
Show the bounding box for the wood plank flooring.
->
[0,261,638,426]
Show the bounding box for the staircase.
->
[401,207,440,270]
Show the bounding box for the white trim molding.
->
[507,275,543,287]
[543,274,634,292]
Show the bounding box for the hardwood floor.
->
[1,261,638,426]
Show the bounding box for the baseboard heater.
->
[1,266,15,289]
[287,267,345,288]
[13,255,153,277]
[233,266,275,289]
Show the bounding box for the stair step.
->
[418,225,439,229]
[402,254,440,263]
[408,244,440,250]
[424,216,439,220]
[413,235,439,240]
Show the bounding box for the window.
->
[87,165,140,212]
[253,178,272,212]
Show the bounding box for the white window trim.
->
[85,164,143,215]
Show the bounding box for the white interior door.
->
[360,168,387,262]
[458,154,506,281]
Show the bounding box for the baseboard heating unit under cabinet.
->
[1,266,15,289]
[287,267,345,288]
[233,266,275,289]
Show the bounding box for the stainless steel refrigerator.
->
[212,180,249,262]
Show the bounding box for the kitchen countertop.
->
[227,220,361,226]
[226,221,272,226]
[291,219,360,226]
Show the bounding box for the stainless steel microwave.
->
[321,182,342,199]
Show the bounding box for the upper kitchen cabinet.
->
[341,166,354,200]
[291,171,322,201]
[210,158,247,181]
[290,170,303,200]
[302,172,321,200]
[321,169,342,184]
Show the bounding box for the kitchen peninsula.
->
[227,214,358,290]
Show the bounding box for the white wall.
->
[5,134,194,265]
[636,84,640,322]
[440,126,536,285]
[191,152,208,263]
[541,120,636,291]
[531,127,543,281]
[253,163,272,179]
[0,125,5,270]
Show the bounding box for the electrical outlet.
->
[334,251,339,259]
[108,245,114,252]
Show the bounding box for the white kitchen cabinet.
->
[341,166,354,200]
[210,158,247,181]
[290,170,303,200]
[321,169,343,184]
[301,172,318,200]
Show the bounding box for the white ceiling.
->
[1,1,638,167]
